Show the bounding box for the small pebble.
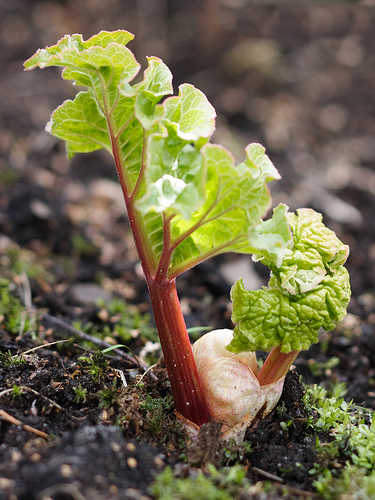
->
[109,485,118,495]
[125,442,136,452]
[11,450,22,463]
[110,442,121,453]
[127,457,138,469]
[30,453,41,462]
[154,456,164,467]
[60,464,73,478]
[0,478,15,489]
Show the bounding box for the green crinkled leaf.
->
[229,208,351,354]
[254,209,350,295]
[265,208,350,295]
[287,209,349,270]
[229,266,351,353]
[271,247,327,295]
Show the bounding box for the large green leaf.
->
[24,31,172,189]
[45,91,111,159]
[25,31,293,279]
[25,31,140,109]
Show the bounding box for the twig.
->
[15,272,35,337]
[252,466,284,483]
[17,338,74,357]
[42,312,157,380]
[136,362,159,385]
[0,386,63,411]
[252,467,316,498]
[0,409,49,439]
[272,481,316,499]
[19,271,32,310]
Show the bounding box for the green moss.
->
[151,464,248,500]
[97,297,158,345]
[71,234,100,257]
[0,168,18,186]
[78,351,109,382]
[98,380,121,410]
[73,383,88,404]
[308,356,340,377]
[140,394,175,435]
[0,278,37,335]
[0,349,26,366]
[2,245,54,281]
[11,384,23,400]
[72,297,158,356]
[305,385,375,498]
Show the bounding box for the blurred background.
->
[1,0,375,315]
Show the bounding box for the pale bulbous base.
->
[193,329,285,442]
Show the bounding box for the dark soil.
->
[1,1,375,499]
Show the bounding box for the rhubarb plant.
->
[24,31,350,436]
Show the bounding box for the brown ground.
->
[1,1,375,499]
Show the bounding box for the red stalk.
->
[125,199,211,425]
[257,344,300,386]
[111,133,211,426]
[148,278,211,426]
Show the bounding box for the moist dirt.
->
[1,1,375,499]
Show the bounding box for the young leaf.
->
[228,209,351,354]
[121,56,173,130]
[238,142,280,182]
[44,91,112,159]
[229,269,350,353]
[163,84,216,141]
[136,147,205,220]
[263,209,350,295]
[249,204,292,268]
[165,143,289,278]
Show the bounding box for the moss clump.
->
[152,464,249,500]
[0,278,38,335]
[305,385,375,498]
